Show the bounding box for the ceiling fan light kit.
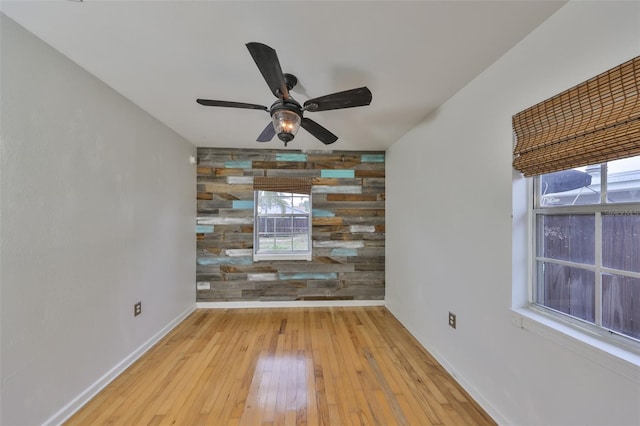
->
[197,42,372,147]
[271,107,301,145]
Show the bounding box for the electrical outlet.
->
[448,312,456,329]
[134,302,142,317]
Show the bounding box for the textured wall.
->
[1,15,196,425]
[197,148,385,301]
[386,2,640,425]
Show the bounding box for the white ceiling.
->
[1,0,565,151]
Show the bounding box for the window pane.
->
[293,194,310,214]
[606,156,640,204]
[257,191,290,214]
[602,213,640,273]
[539,166,601,206]
[602,273,640,340]
[257,191,310,215]
[537,262,595,322]
[537,214,595,264]
[292,217,309,250]
[255,190,310,256]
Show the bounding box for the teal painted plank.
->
[197,257,253,266]
[361,154,385,163]
[224,160,252,168]
[232,200,254,209]
[321,170,355,178]
[275,153,307,162]
[312,209,335,217]
[196,225,214,233]
[331,248,358,257]
[278,272,338,280]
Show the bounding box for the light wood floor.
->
[67,307,495,425]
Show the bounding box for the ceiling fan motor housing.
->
[270,99,303,144]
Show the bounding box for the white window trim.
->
[253,252,312,262]
[512,174,640,382]
[510,307,640,380]
[253,190,312,262]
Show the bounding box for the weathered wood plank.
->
[197,256,253,266]
[220,264,277,273]
[215,168,245,176]
[326,194,378,202]
[312,201,384,210]
[355,169,385,178]
[350,225,376,233]
[335,209,385,217]
[309,160,360,169]
[312,178,361,186]
[247,273,278,281]
[196,217,253,225]
[266,169,319,177]
[276,263,355,273]
[312,186,362,194]
[197,192,213,200]
[253,161,307,170]
[227,176,254,185]
[313,241,365,248]
[312,217,343,226]
[204,183,253,193]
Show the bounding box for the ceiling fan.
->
[197,42,372,146]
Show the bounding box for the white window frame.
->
[531,162,640,345]
[511,161,640,376]
[253,190,312,262]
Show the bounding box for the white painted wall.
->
[386,2,640,425]
[0,15,196,425]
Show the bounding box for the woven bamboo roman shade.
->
[253,176,312,195]
[513,56,640,177]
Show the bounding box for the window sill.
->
[510,306,640,382]
[253,252,312,262]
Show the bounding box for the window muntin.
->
[254,190,311,261]
[533,155,640,342]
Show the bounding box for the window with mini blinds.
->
[513,56,640,343]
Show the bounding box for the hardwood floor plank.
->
[66,307,495,426]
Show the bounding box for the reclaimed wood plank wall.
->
[196,148,385,301]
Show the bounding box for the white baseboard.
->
[45,304,196,426]
[384,307,508,426]
[417,342,508,425]
[196,300,385,309]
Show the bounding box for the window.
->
[254,190,312,261]
[533,155,640,342]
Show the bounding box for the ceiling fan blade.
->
[196,99,268,111]
[301,118,338,145]
[245,42,289,100]
[256,122,276,142]
[303,87,372,112]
